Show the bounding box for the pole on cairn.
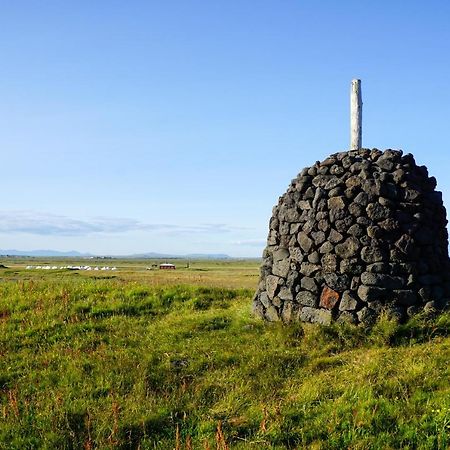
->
[350,79,362,149]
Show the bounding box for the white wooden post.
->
[350,79,362,149]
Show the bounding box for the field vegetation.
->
[0,259,449,449]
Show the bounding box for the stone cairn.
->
[253,148,450,326]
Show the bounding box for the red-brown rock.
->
[319,286,340,310]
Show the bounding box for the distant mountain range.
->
[0,249,92,257]
[0,249,232,259]
[130,252,231,260]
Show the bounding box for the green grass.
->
[0,270,449,449]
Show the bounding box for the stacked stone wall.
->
[253,149,450,325]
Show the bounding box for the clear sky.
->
[1,0,450,257]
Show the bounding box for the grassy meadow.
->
[0,258,449,449]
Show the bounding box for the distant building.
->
[159,263,176,270]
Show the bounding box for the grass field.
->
[0,258,449,449]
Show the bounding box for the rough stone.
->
[361,246,386,263]
[300,307,332,325]
[328,196,346,210]
[362,179,381,198]
[340,259,364,275]
[395,234,415,256]
[367,203,390,221]
[272,296,282,307]
[273,248,289,261]
[379,218,399,232]
[322,253,338,273]
[385,306,406,322]
[298,200,312,210]
[360,273,404,289]
[252,298,265,317]
[254,148,450,326]
[357,285,388,302]
[319,241,334,254]
[378,196,394,209]
[290,247,303,263]
[347,224,364,237]
[329,208,347,223]
[259,292,270,308]
[336,311,357,324]
[290,223,301,234]
[278,287,294,301]
[272,258,290,278]
[311,231,326,245]
[298,232,313,252]
[329,187,344,198]
[296,291,318,307]
[350,276,360,290]
[367,300,383,313]
[324,177,341,190]
[301,277,318,293]
[335,216,354,233]
[339,291,358,311]
[345,176,362,189]
[393,290,417,306]
[265,305,280,322]
[312,175,331,188]
[324,273,350,292]
[330,164,344,175]
[354,191,369,206]
[280,222,290,235]
[357,216,371,227]
[335,237,360,259]
[367,226,382,239]
[357,307,377,326]
[286,270,299,289]
[266,275,281,299]
[375,157,394,171]
[349,203,364,217]
[280,206,301,223]
[281,302,295,323]
[300,263,321,276]
[317,219,330,232]
[329,229,344,243]
[308,251,320,264]
[366,263,390,273]
[319,286,340,309]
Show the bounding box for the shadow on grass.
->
[118,415,173,450]
[380,311,450,346]
[280,310,450,352]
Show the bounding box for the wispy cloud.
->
[231,239,266,247]
[0,210,241,236]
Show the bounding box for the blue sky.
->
[1,0,450,256]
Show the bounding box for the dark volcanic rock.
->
[300,306,332,325]
[335,237,360,259]
[296,291,318,307]
[253,148,450,325]
[339,291,359,311]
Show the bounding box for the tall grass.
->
[0,277,449,449]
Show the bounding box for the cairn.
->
[253,147,450,325]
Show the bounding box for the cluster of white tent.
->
[26,265,117,271]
